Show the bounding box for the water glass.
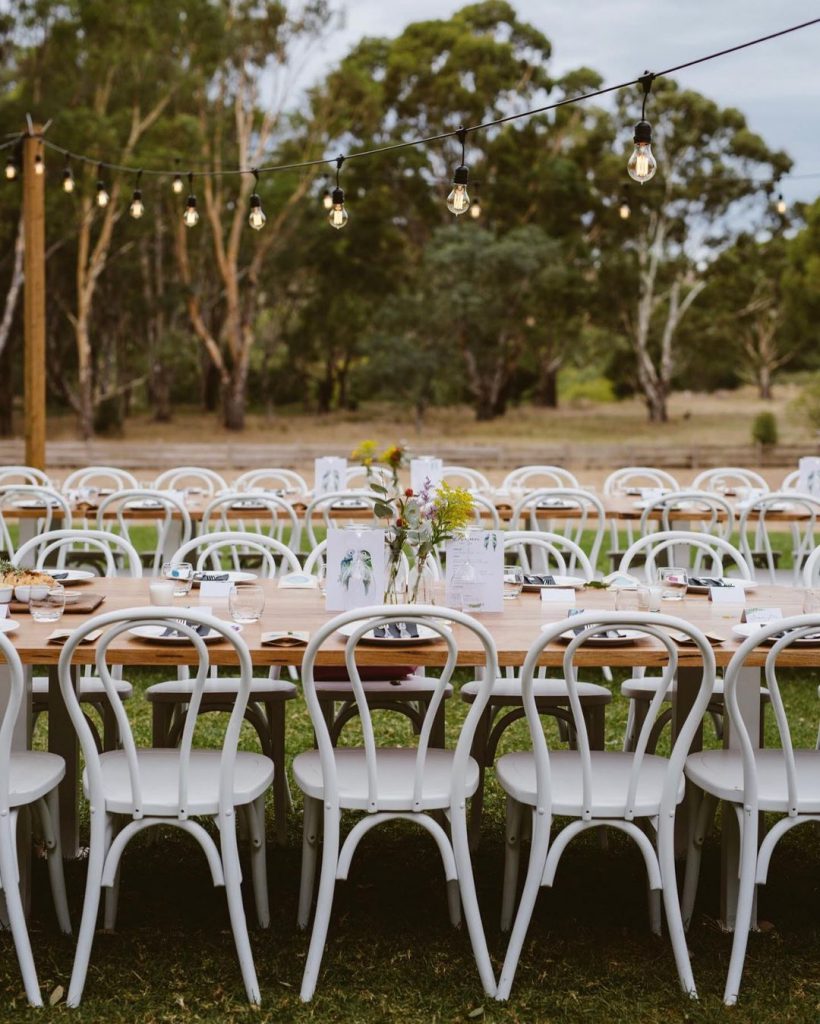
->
[503,564,524,600]
[614,587,639,612]
[316,563,328,596]
[659,567,688,601]
[803,588,820,613]
[30,585,66,623]
[228,584,265,624]
[149,580,176,605]
[161,561,193,597]
[636,584,662,613]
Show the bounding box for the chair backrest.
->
[58,608,254,820]
[233,468,309,494]
[503,530,594,579]
[522,612,715,820]
[691,467,769,494]
[0,465,51,487]
[603,466,681,495]
[502,465,579,490]
[638,490,735,540]
[13,528,143,578]
[0,485,72,557]
[153,466,227,496]
[802,544,820,586]
[440,465,491,492]
[0,632,26,816]
[780,469,801,493]
[304,491,381,549]
[172,531,301,578]
[96,489,192,575]
[344,465,390,490]
[63,465,139,492]
[511,488,606,572]
[619,530,752,582]
[300,604,499,811]
[201,491,301,553]
[739,492,820,584]
[468,493,500,530]
[723,614,820,816]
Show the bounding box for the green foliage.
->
[559,366,616,405]
[794,374,820,432]
[751,410,778,447]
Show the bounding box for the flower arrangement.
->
[350,440,407,489]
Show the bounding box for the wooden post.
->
[23,125,46,470]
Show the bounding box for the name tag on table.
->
[199,580,232,599]
[540,588,576,606]
[710,587,746,606]
[279,573,317,589]
[743,607,784,624]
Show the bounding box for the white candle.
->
[149,580,176,605]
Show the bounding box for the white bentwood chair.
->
[638,490,735,543]
[201,490,302,555]
[511,487,606,573]
[304,491,381,549]
[59,607,273,1006]
[153,466,228,496]
[603,466,681,495]
[234,467,309,494]
[0,631,71,1006]
[503,465,580,490]
[96,488,192,575]
[738,491,820,585]
[294,605,499,1001]
[691,467,769,495]
[0,465,52,487]
[684,615,820,1005]
[0,485,72,558]
[495,611,716,1001]
[63,465,139,492]
[440,465,492,491]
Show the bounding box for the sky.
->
[297,0,820,205]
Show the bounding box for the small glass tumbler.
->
[228,584,265,624]
[659,567,688,601]
[161,562,194,597]
[637,583,662,613]
[503,564,524,600]
[30,585,66,623]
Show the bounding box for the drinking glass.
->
[614,586,639,611]
[659,567,688,601]
[636,583,662,613]
[503,564,524,600]
[228,584,265,624]
[30,585,66,623]
[316,562,328,596]
[161,561,193,597]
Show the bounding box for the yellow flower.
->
[433,482,475,535]
[351,440,378,466]
[380,444,406,470]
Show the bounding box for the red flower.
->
[396,517,405,528]
[404,488,414,497]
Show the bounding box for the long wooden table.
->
[0,578,811,930]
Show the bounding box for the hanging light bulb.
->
[627,72,657,184]
[328,155,348,229]
[619,198,631,219]
[95,165,110,207]
[129,170,144,219]
[322,189,333,211]
[33,153,45,175]
[183,172,199,227]
[469,197,482,220]
[248,169,266,230]
[5,157,17,181]
[172,172,184,194]
[446,128,471,215]
[775,192,787,215]
[62,157,75,193]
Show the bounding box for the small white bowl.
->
[14,584,50,603]
[0,584,13,603]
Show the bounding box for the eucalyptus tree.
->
[782,197,820,369]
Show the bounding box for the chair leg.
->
[658,813,697,997]
[0,817,42,1006]
[501,795,523,932]
[468,706,493,852]
[300,804,340,1001]
[446,878,462,928]
[103,815,122,931]
[247,795,270,929]
[297,796,321,930]
[451,805,497,997]
[622,699,636,752]
[67,809,108,1007]
[268,701,288,846]
[722,809,760,1005]
[682,790,718,930]
[220,812,261,1005]
[36,790,71,934]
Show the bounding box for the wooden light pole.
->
[22,124,46,470]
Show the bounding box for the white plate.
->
[686,578,756,595]
[732,623,820,646]
[191,570,257,588]
[337,621,441,645]
[129,622,242,644]
[554,626,644,647]
[47,570,95,586]
[0,620,19,634]
[522,574,587,591]
[331,499,371,509]
[12,499,59,509]
[533,500,574,510]
[129,500,165,510]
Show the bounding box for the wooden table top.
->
[0,578,812,671]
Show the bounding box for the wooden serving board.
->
[8,592,106,615]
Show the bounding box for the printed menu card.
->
[445,530,504,612]
[314,457,347,496]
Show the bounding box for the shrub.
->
[752,410,778,447]
[794,374,820,432]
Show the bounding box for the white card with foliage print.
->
[325,527,386,611]
[444,530,504,612]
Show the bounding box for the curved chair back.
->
[511,488,605,572]
[201,491,301,553]
[97,489,192,575]
[780,469,801,492]
[468,493,500,530]
[0,486,72,558]
[619,530,752,582]
[503,530,594,580]
[13,528,142,578]
[639,490,735,540]
[522,612,715,821]
[304,491,381,549]
[300,605,499,813]
[58,608,254,820]
[691,467,769,494]
[0,465,51,487]
[344,465,391,490]
[738,492,820,585]
[172,531,301,578]
[233,468,309,495]
[0,631,26,816]
[502,465,579,490]
[802,544,820,586]
[603,466,680,495]
[153,466,227,496]
[63,466,138,492]
[440,466,491,492]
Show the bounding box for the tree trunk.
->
[222,355,250,431]
[537,367,559,408]
[0,338,14,435]
[75,319,95,439]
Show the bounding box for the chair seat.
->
[461,677,611,706]
[85,749,274,815]
[620,676,768,703]
[33,675,133,700]
[314,675,453,700]
[496,749,684,817]
[685,749,820,812]
[293,747,479,811]
[9,751,65,807]
[145,678,297,702]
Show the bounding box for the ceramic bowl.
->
[14,584,50,603]
[0,584,13,603]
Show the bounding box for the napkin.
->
[193,572,229,582]
[48,628,103,645]
[260,631,310,647]
[524,573,556,586]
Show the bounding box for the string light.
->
[322,189,333,210]
[469,196,482,219]
[446,127,471,215]
[627,72,657,183]
[183,172,199,227]
[4,157,17,181]
[62,156,75,193]
[172,160,184,195]
[619,198,631,219]
[328,155,348,229]
[248,169,266,230]
[775,192,787,215]
[95,165,110,207]
[129,170,144,219]
[33,153,45,175]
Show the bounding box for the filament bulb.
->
[62,168,75,193]
[183,195,199,227]
[5,158,17,181]
[248,193,266,230]
[328,186,348,229]
[96,181,110,207]
[129,189,145,219]
[447,164,471,215]
[34,154,45,175]
[322,190,333,210]
[172,173,184,194]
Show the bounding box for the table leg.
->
[0,663,32,921]
[48,664,80,859]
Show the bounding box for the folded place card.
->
[541,588,576,605]
[325,527,386,611]
[798,456,820,497]
[260,631,310,647]
[48,628,104,645]
[710,586,747,605]
[315,457,347,496]
[279,573,318,590]
[410,457,443,493]
[743,607,784,624]
[199,580,232,599]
